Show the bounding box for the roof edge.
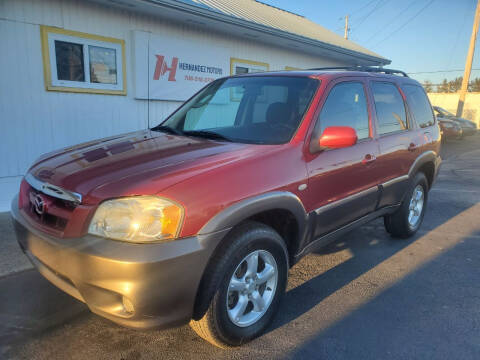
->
[138,0,391,65]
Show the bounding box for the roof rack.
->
[308,66,409,77]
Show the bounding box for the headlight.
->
[88,196,184,243]
[442,123,453,128]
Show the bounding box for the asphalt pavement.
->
[0,135,479,359]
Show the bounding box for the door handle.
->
[362,154,376,164]
[408,143,417,152]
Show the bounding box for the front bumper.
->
[443,127,462,139]
[11,196,229,329]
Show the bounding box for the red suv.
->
[11,67,441,347]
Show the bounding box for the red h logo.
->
[153,55,178,81]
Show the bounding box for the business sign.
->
[134,31,229,101]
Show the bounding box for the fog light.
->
[122,296,134,314]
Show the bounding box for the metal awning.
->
[93,0,390,66]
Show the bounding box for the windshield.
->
[156,76,318,144]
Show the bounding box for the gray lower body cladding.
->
[11,198,228,329]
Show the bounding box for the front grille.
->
[19,180,77,235]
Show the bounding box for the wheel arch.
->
[408,150,439,189]
[198,191,308,269]
[192,191,308,319]
[199,191,307,236]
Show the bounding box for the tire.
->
[189,221,288,348]
[384,172,428,239]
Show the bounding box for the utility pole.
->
[344,15,349,40]
[456,0,480,117]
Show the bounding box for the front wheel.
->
[189,222,288,348]
[384,172,428,239]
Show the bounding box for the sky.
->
[260,0,479,85]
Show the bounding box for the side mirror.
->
[319,126,358,149]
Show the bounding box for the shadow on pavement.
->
[288,229,480,359]
[269,224,413,333]
[267,200,478,338]
[0,269,88,345]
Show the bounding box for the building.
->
[0,0,389,211]
[427,92,480,126]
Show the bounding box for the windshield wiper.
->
[182,130,233,142]
[151,126,232,142]
[150,125,184,136]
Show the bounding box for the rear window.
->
[371,82,408,135]
[402,84,435,128]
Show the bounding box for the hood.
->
[438,118,455,123]
[28,130,260,204]
[443,116,476,127]
[438,118,460,127]
[455,117,476,126]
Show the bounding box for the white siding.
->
[0,0,348,210]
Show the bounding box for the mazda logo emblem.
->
[33,194,46,215]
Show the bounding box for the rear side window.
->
[402,84,435,128]
[317,82,370,140]
[371,82,407,135]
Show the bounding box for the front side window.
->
[402,84,435,128]
[159,76,318,144]
[371,82,408,135]
[315,82,370,141]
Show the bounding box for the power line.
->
[374,0,436,47]
[446,0,474,69]
[364,0,418,44]
[349,0,380,18]
[354,0,390,29]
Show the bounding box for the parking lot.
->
[0,135,479,360]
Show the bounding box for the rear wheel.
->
[189,222,288,348]
[384,172,428,238]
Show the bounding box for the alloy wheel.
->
[226,250,278,327]
[408,185,424,228]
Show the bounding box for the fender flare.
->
[408,150,439,179]
[198,191,308,239]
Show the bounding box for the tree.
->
[438,79,449,93]
[469,77,480,92]
[448,77,463,92]
[423,80,433,93]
